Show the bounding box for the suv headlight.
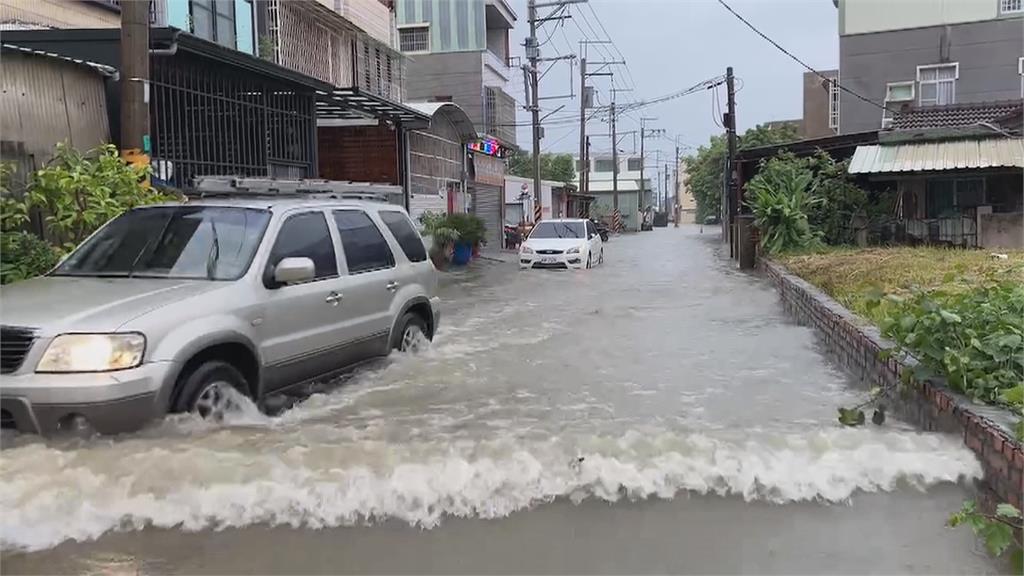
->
[37,333,146,373]
[566,246,582,254]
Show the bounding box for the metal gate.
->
[471,184,502,249]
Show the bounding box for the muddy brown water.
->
[0,227,996,574]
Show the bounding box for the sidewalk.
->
[477,249,518,264]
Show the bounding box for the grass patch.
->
[778,247,1024,322]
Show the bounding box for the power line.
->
[715,0,891,113]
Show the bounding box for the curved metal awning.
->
[405,102,478,142]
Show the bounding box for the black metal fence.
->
[865,215,979,248]
[149,52,317,189]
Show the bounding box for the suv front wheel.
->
[173,360,249,420]
[393,312,429,353]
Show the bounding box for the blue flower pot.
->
[451,242,473,266]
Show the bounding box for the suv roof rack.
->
[188,176,404,203]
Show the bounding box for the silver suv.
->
[0,196,440,435]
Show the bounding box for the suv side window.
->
[379,211,427,263]
[332,210,396,274]
[586,220,596,238]
[267,211,338,282]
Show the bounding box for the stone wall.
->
[763,260,1023,508]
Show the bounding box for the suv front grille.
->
[536,249,564,255]
[1,326,37,374]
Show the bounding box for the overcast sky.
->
[506,0,839,169]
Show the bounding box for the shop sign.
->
[473,154,505,186]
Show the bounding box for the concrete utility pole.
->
[610,99,618,215]
[121,0,150,162]
[639,117,648,214]
[527,0,542,220]
[725,66,738,253]
[674,142,681,226]
[578,52,587,194]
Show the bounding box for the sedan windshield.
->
[530,221,584,239]
[53,206,271,280]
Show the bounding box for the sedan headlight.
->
[566,246,582,254]
[521,246,535,255]
[37,333,146,373]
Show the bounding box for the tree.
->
[683,123,799,222]
[507,149,576,185]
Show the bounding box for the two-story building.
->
[574,154,652,232]
[395,0,518,246]
[838,0,1023,133]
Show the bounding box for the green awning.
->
[848,138,1024,174]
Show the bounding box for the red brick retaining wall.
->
[764,260,1023,508]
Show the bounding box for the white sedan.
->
[519,219,604,270]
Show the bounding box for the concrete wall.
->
[839,17,1024,133]
[591,191,640,232]
[764,260,1024,509]
[840,0,1002,36]
[802,70,837,139]
[979,211,1024,249]
[405,51,484,128]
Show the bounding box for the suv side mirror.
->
[273,257,315,286]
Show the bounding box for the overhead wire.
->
[716,0,891,113]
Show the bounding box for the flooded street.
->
[1,227,993,574]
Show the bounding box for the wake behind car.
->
[519,218,604,270]
[0,187,441,435]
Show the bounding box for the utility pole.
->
[725,66,738,253]
[674,142,681,227]
[121,0,150,165]
[527,0,542,222]
[578,50,587,195]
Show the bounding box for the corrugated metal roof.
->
[848,139,1024,174]
[1,43,118,77]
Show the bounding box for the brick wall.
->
[764,260,1023,508]
[318,125,399,184]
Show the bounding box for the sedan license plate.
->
[540,257,557,264]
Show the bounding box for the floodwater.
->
[0,226,996,574]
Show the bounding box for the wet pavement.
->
[0,226,995,574]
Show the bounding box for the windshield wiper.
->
[206,218,220,280]
[128,212,175,278]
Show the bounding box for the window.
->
[399,25,430,53]
[379,211,427,263]
[627,158,642,171]
[881,81,915,128]
[54,206,270,280]
[926,179,985,218]
[1000,0,1023,14]
[917,64,958,106]
[827,77,840,130]
[530,221,584,239]
[268,212,338,282]
[594,159,615,173]
[585,220,597,238]
[191,0,237,49]
[333,210,395,274]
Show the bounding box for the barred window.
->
[399,25,429,53]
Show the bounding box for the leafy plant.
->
[507,150,577,185]
[445,212,487,247]
[683,123,799,223]
[949,500,1022,572]
[744,155,823,255]
[0,231,62,284]
[419,211,459,259]
[865,277,1024,407]
[837,387,887,427]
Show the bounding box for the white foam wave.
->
[0,429,980,552]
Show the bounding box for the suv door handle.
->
[325,292,342,306]
[386,281,400,292]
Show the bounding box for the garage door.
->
[471,185,502,249]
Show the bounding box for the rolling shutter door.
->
[472,185,502,248]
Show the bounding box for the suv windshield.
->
[53,206,271,280]
[530,221,585,239]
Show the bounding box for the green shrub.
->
[0,231,62,284]
[745,156,823,255]
[445,212,487,246]
[867,276,1024,408]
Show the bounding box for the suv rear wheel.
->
[173,360,249,420]
[393,312,429,353]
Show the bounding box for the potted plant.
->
[418,211,459,268]
[446,213,487,265]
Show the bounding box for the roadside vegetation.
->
[1,143,169,284]
[738,151,1023,567]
